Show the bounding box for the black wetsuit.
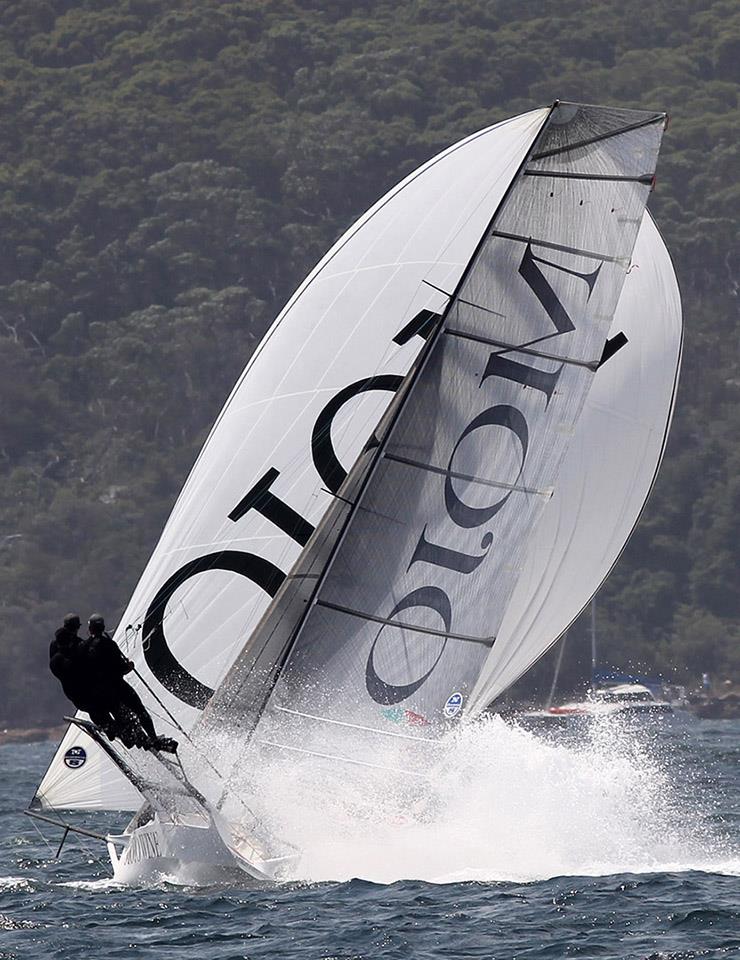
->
[49,627,88,705]
[50,626,156,745]
[86,631,157,742]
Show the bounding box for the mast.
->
[590,597,597,685]
[546,631,568,710]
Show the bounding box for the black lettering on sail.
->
[482,354,563,406]
[229,468,314,547]
[408,525,493,574]
[143,551,285,708]
[311,374,402,494]
[366,586,452,704]
[445,405,528,529]
[519,241,602,334]
[392,309,441,346]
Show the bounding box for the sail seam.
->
[315,598,496,647]
[444,327,600,370]
[489,230,627,264]
[272,705,442,743]
[383,451,551,496]
[531,113,665,160]
[524,170,654,183]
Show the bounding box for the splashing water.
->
[216,714,736,885]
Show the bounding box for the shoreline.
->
[0,725,67,747]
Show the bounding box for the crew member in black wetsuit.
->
[49,613,177,753]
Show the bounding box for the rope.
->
[131,668,262,825]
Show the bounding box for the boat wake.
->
[232,715,737,885]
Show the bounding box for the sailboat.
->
[525,600,675,721]
[27,101,682,883]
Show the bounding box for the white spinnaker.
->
[34,108,548,811]
[468,212,682,713]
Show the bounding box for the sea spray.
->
[215,714,734,884]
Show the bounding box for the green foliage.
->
[0,0,737,724]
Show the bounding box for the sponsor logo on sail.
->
[443,692,463,718]
[382,707,429,726]
[63,746,87,769]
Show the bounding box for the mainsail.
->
[193,102,672,782]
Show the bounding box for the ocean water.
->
[1,716,737,959]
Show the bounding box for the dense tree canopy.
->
[0,0,737,725]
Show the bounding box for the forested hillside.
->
[1,0,737,726]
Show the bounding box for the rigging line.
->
[383,452,552,497]
[130,670,265,824]
[315,598,496,647]
[444,326,600,371]
[489,230,627,264]
[524,169,654,183]
[131,669,244,801]
[530,112,666,161]
[24,811,110,866]
[272,705,443,744]
[256,739,432,779]
[26,812,56,859]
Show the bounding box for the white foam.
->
[0,876,34,891]
[228,715,736,884]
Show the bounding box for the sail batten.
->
[314,599,496,647]
[488,230,629,264]
[443,328,602,368]
[524,170,655,183]
[382,451,553,497]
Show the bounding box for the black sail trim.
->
[524,170,655,184]
[489,230,626,264]
[315,598,496,647]
[383,451,551,497]
[444,327,600,371]
[531,113,666,161]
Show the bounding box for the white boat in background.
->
[529,682,674,720]
[26,101,682,884]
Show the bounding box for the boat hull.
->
[108,817,274,886]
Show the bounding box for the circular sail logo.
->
[443,692,463,718]
[63,746,87,769]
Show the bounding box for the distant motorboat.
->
[527,682,674,720]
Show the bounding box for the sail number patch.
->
[444,692,463,718]
[63,746,87,769]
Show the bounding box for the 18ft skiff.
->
[28,101,682,883]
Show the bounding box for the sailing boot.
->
[150,735,178,754]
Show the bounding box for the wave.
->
[231,714,738,884]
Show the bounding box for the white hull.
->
[108,815,290,886]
